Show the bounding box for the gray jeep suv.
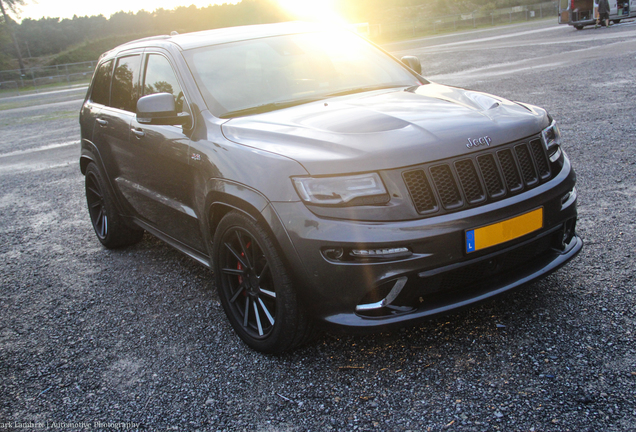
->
[79,22,581,353]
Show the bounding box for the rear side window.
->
[91,60,113,106]
[111,55,141,112]
[143,54,185,113]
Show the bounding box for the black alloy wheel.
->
[220,227,277,338]
[213,211,313,353]
[84,163,144,248]
[86,169,108,240]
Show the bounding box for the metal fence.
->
[365,1,558,40]
[0,61,96,97]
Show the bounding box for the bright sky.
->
[17,0,241,21]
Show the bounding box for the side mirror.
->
[401,56,422,75]
[136,92,191,126]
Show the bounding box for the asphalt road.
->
[1,19,635,431]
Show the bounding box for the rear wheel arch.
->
[80,143,99,175]
[80,143,142,233]
[80,155,94,175]
[79,139,102,175]
[84,162,144,248]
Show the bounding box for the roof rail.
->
[117,34,172,48]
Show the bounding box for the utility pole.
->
[0,0,26,75]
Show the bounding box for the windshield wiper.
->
[221,97,323,118]
[324,84,410,98]
[222,84,417,118]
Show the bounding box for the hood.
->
[221,83,549,175]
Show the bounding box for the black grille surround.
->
[403,136,554,216]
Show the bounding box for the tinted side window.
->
[143,54,185,113]
[91,60,113,106]
[111,55,141,112]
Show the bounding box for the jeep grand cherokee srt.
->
[79,22,581,353]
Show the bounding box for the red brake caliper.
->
[237,241,251,296]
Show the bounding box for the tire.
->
[85,163,144,248]
[612,19,621,24]
[212,211,313,353]
[574,25,583,30]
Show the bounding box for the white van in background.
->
[559,0,634,29]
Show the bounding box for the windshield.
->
[183,30,423,118]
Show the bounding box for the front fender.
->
[202,179,312,302]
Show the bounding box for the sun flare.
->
[275,0,348,25]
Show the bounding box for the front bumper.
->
[269,159,580,330]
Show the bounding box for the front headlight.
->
[292,173,389,206]
[541,119,563,162]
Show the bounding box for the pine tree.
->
[0,0,26,74]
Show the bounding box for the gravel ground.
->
[1,20,635,431]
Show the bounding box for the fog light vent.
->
[562,218,576,248]
[356,277,410,314]
[323,248,344,260]
[552,217,576,251]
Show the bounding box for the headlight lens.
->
[541,119,562,150]
[293,173,389,206]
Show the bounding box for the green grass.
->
[0,91,86,111]
[0,79,90,96]
[0,110,78,125]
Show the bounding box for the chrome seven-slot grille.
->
[403,137,552,215]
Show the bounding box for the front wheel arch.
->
[208,199,261,244]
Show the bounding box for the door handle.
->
[131,128,145,138]
[96,118,108,127]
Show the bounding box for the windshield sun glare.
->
[184,30,421,118]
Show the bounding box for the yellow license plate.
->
[465,208,543,253]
